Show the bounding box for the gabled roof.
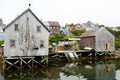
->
[3,8,50,32]
[48,21,60,27]
[80,28,101,37]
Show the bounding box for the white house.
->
[3,8,50,58]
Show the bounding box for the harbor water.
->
[1,59,120,80]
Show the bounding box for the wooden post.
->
[45,56,48,66]
[2,58,5,73]
[32,58,34,68]
[20,57,22,70]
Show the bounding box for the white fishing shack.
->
[3,8,50,69]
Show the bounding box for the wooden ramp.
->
[64,52,79,62]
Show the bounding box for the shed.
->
[3,8,50,58]
[80,27,115,52]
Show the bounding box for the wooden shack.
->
[80,27,115,52]
[3,8,50,58]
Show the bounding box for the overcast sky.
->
[0,0,120,27]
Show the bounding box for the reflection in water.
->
[116,70,120,79]
[1,59,120,80]
[95,63,115,80]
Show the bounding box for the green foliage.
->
[49,35,58,43]
[115,36,120,50]
[65,23,72,28]
[49,33,65,43]
[71,29,86,36]
[98,24,105,27]
[0,41,4,46]
[117,26,120,29]
[68,36,76,38]
[106,27,120,36]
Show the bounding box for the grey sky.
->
[0,0,120,26]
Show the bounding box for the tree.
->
[115,36,120,50]
[49,33,65,43]
[71,29,86,36]
[49,35,58,43]
[0,41,4,46]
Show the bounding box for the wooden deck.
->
[49,50,91,54]
[49,50,92,62]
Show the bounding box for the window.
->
[14,24,18,31]
[37,26,41,32]
[40,40,44,48]
[10,40,15,47]
[105,43,110,50]
[27,17,29,21]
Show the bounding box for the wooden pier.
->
[4,56,48,70]
[0,48,113,70]
[49,50,93,62]
[49,50,113,62]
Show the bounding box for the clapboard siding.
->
[4,9,50,58]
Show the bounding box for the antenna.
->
[28,3,31,8]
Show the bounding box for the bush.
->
[115,36,120,50]
[71,29,86,36]
[0,41,4,46]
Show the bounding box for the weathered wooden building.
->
[3,8,50,58]
[80,27,115,52]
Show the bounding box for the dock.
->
[0,47,114,70]
[49,50,92,62]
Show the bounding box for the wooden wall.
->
[4,10,50,58]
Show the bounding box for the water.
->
[1,59,120,80]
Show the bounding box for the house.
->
[61,23,83,36]
[81,21,99,31]
[43,21,60,34]
[80,27,115,52]
[3,8,50,58]
[69,23,84,31]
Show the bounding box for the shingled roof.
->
[48,21,60,27]
[80,28,100,37]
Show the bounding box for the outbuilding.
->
[80,27,115,53]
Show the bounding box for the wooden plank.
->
[20,57,32,68]
[5,56,35,59]
[68,52,76,61]
[64,53,70,62]
[5,60,19,70]
[73,52,79,61]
